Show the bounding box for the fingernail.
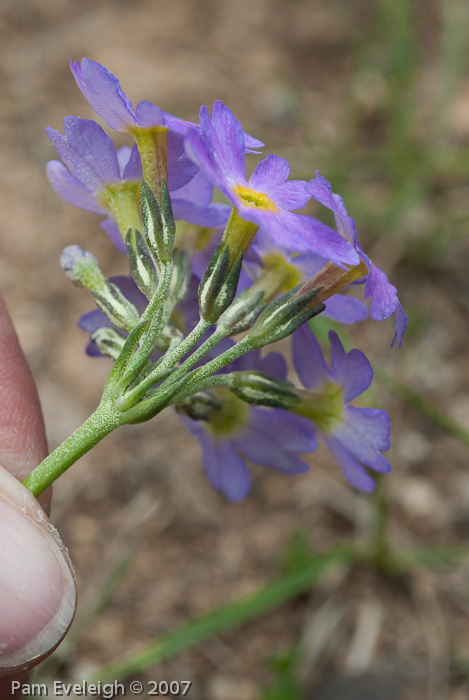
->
[0,497,76,673]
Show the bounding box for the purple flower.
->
[184,102,359,266]
[47,118,140,207]
[47,116,231,248]
[307,173,408,347]
[179,350,317,501]
[292,324,391,492]
[70,58,263,153]
[47,117,142,251]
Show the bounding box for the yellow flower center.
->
[233,184,279,212]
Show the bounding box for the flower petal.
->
[100,217,126,253]
[47,117,120,192]
[259,352,288,380]
[46,161,107,215]
[283,212,360,265]
[198,431,251,501]
[249,155,310,210]
[70,58,137,131]
[121,145,142,181]
[328,331,373,401]
[172,198,231,228]
[345,406,391,452]
[207,101,247,182]
[307,172,357,245]
[323,435,376,491]
[364,262,399,321]
[135,100,165,128]
[332,421,391,474]
[323,295,368,324]
[391,301,408,349]
[292,323,329,390]
[248,408,318,454]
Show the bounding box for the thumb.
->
[0,294,76,676]
[0,466,76,677]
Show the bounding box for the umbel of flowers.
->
[23,58,408,502]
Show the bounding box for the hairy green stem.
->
[23,400,123,498]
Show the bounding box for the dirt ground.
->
[1,0,469,698]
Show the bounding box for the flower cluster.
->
[45,57,407,502]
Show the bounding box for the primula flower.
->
[179,351,317,501]
[47,117,230,249]
[307,173,408,347]
[70,57,264,154]
[47,117,141,251]
[292,324,391,491]
[184,101,360,266]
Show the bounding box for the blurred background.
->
[1,0,469,698]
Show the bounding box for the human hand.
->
[0,295,76,686]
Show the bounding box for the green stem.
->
[23,400,123,498]
[170,335,253,398]
[172,372,236,404]
[118,318,212,409]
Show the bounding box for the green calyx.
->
[100,182,141,241]
[221,208,259,264]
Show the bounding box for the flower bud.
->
[125,228,158,299]
[60,245,140,332]
[198,242,243,324]
[231,371,300,410]
[247,284,325,349]
[141,179,175,265]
